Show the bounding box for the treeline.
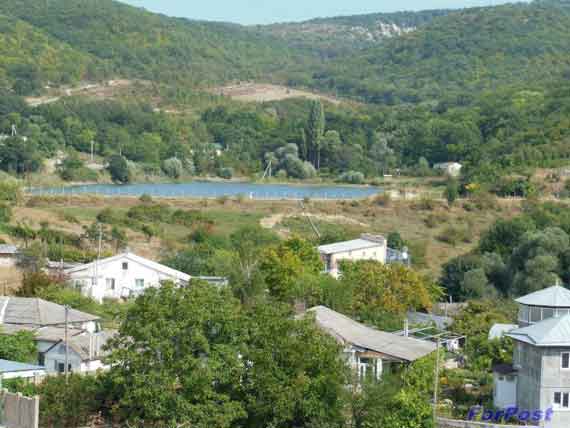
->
[0,0,312,95]
[441,201,570,301]
[305,1,570,104]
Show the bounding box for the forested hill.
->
[260,9,450,56]
[0,0,313,95]
[307,0,570,104]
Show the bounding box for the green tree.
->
[445,178,459,206]
[306,100,325,169]
[105,284,247,428]
[0,329,36,362]
[340,261,442,330]
[107,155,130,183]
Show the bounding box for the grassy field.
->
[0,194,523,286]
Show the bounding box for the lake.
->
[30,181,381,200]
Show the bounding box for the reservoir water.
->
[31,181,381,200]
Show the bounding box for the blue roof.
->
[0,359,44,374]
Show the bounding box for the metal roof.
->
[318,239,383,255]
[507,314,570,347]
[515,286,570,307]
[0,359,44,374]
[489,323,518,340]
[0,244,18,255]
[307,306,436,362]
[0,297,100,327]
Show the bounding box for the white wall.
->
[68,255,187,302]
[494,372,517,409]
[322,244,387,278]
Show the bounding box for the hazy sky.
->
[120,0,527,25]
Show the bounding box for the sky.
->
[120,0,527,25]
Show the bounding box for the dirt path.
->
[260,212,369,230]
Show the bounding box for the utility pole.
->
[90,140,95,162]
[93,224,103,298]
[433,339,441,426]
[64,305,69,383]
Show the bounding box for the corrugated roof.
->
[0,297,99,326]
[307,306,436,362]
[318,239,383,255]
[515,286,570,307]
[507,314,570,347]
[0,359,44,374]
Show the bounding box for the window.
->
[38,353,45,367]
[135,279,145,288]
[56,362,72,373]
[106,278,116,291]
[554,392,570,409]
[122,262,128,270]
[530,307,542,323]
[562,352,570,369]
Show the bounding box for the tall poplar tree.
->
[306,100,325,169]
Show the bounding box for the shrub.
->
[0,203,12,223]
[139,193,153,204]
[437,226,471,246]
[373,193,391,207]
[127,203,171,223]
[387,232,405,250]
[414,196,437,211]
[0,181,22,203]
[424,212,449,229]
[162,157,184,179]
[107,155,131,183]
[97,208,123,225]
[218,167,234,180]
[338,171,365,184]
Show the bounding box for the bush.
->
[0,203,12,223]
[162,157,184,179]
[338,171,365,184]
[107,155,131,183]
[218,167,234,180]
[414,196,438,211]
[387,231,405,250]
[127,203,171,223]
[373,193,392,207]
[97,208,123,225]
[0,181,22,203]
[437,226,471,246]
[424,212,449,228]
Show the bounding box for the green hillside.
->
[261,10,449,57]
[0,14,98,95]
[307,0,570,104]
[0,0,315,94]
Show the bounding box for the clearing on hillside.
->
[210,83,341,105]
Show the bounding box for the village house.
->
[434,162,463,177]
[318,234,409,278]
[492,285,570,428]
[0,244,18,267]
[65,251,227,303]
[306,306,436,381]
[0,297,112,374]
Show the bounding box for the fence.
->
[0,389,39,428]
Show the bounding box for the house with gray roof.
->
[0,297,100,331]
[493,284,570,428]
[306,306,436,381]
[0,297,111,374]
[317,234,408,278]
[0,244,18,267]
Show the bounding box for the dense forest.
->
[0,0,569,188]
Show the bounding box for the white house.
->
[0,297,110,374]
[434,162,463,177]
[306,306,436,381]
[0,359,45,381]
[65,252,227,303]
[318,234,388,278]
